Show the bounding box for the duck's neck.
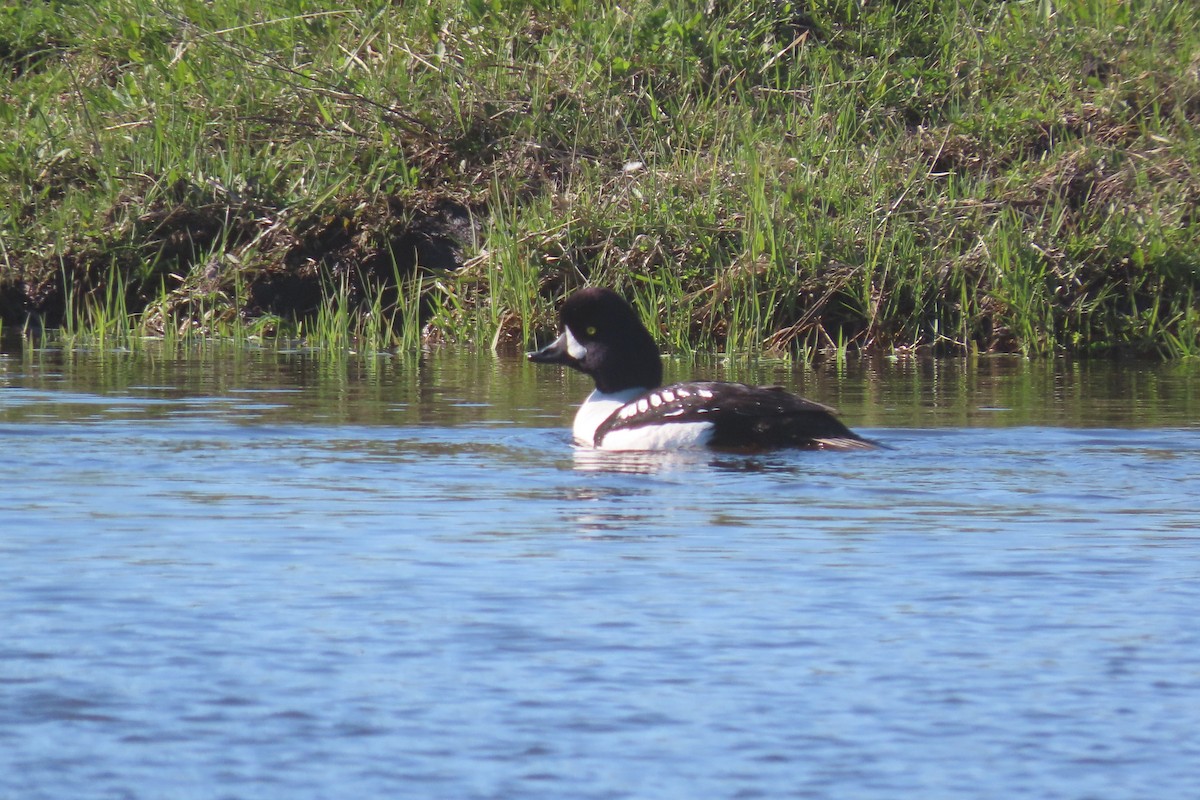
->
[590,349,663,395]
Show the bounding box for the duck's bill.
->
[527,331,577,366]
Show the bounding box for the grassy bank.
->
[2,0,1199,356]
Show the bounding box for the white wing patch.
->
[617,388,688,419]
[614,386,715,424]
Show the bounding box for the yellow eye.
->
[585,326,597,336]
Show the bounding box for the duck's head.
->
[527,287,663,393]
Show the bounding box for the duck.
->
[527,287,876,451]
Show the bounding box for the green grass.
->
[1,0,1198,356]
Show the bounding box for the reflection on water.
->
[2,344,1196,431]
[571,446,720,474]
[570,446,881,475]
[1,342,1199,800]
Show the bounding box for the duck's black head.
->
[527,287,663,393]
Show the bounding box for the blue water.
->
[2,347,1199,799]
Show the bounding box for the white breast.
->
[572,388,644,446]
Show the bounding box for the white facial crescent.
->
[566,328,588,360]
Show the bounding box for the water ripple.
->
[2,350,1199,799]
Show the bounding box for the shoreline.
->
[2,1,1198,357]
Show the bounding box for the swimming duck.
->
[528,287,875,451]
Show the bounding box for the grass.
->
[1,0,1198,357]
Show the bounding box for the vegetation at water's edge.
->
[1,0,1198,357]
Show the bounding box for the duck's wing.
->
[595,382,875,451]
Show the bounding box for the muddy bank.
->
[0,181,480,337]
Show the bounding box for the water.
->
[2,345,1198,799]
